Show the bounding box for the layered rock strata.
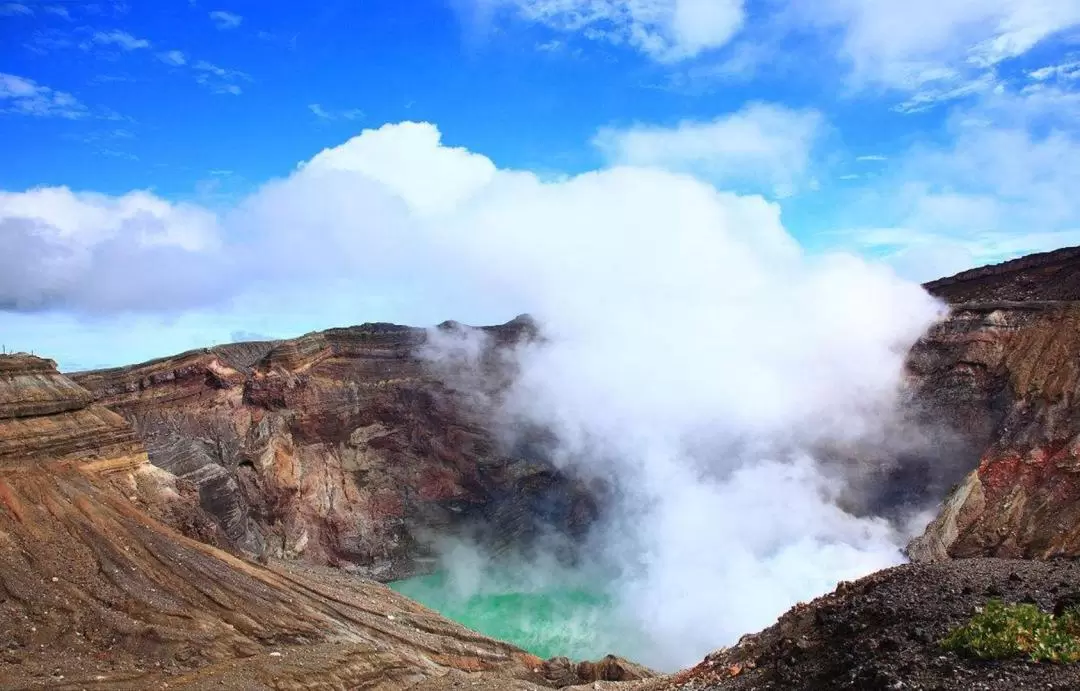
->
[907,247,1080,560]
[0,354,622,690]
[71,319,595,579]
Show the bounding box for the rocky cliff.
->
[0,353,642,690]
[70,318,595,580]
[907,246,1080,560]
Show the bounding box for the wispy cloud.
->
[43,5,70,19]
[308,103,364,121]
[0,73,88,119]
[158,50,187,66]
[209,10,241,29]
[1029,59,1080,82]
[24,29,74,55]
[856,155,887,162]
[84,30,150,51]
[894,73,998,114]
[89,73,138,85]
[64,128,138,159]
[594,102,822,198]
[193,60,249,95]
[0,3,31,15]
[466,0,747,63]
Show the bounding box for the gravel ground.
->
[656,558,1080,691]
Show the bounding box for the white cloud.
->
[0,73,87,119]
[86,30,150,51]
[192,60,249,95]
[43,5,70,19]
[300,122,497,216]
[799,0,1080,111]
[157,50,187,66]
[0,187,221,311]
[308,103,364,121]
[856,154,887,162]
[837,86,1080,280]
[479,0,746,62]
[593,102,822,197]
[893,72,999,113]
[0,3,31,15]
[0,123,952,671]
[1029,59,1080,81]
[193,60,245,78]
[809,0,1080,81]
[209,10,242,29]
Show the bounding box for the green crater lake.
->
[390,569,628,661]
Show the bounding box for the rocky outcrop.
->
[70,318,595,580]
[906,246,1080,560]
[643,559,1080,690]
[0,354,621,690]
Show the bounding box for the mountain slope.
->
[907,246,1080,560]
[643,559,1080,691]
[70,318,595,580]
[0,354,587,690]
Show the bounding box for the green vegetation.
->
[942,599,1080,663]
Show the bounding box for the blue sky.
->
[2,0,1080,368]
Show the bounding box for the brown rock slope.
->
[906,246,1080,560]
[0,353,624,690]
[70,319,596,579]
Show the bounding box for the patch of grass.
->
[942,599,1080,663]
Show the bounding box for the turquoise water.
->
[390,569,627,661]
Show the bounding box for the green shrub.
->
[942,599,1080,663]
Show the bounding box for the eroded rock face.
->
[71,319,596,580]
[0,354,624,690]
[906,246,1080,560]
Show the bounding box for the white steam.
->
[1,121,945,669]
[422,221,942,667]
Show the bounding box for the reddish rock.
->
[0,354,600,690]
[907,246,1080,560]
[71,319,595,579]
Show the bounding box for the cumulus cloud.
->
[469,0,746,62]
[0,188,224,312]
[0,120,958,669]
[593,103,822,197]
[0,73,87,119]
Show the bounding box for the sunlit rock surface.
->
[908,246,1080,560]
[71,317,596,580]
[0,354,619,689]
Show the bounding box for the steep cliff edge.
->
[70,319,595,580]
[907,246,1080,560]
[0,354,636,690]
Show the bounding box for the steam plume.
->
[2,122,946,668]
